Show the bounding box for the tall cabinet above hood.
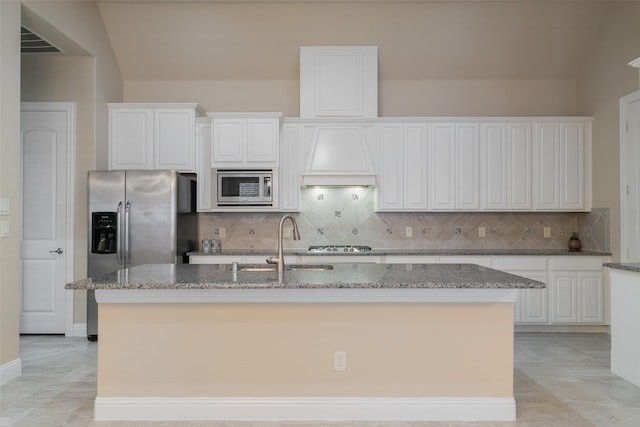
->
[298,46,379,186]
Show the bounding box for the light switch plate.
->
[0,199,9,215]
[0,221,10,238]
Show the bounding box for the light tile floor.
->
[2,333,640,426]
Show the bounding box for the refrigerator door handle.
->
[116,201,123,265]
[125,201,131,265]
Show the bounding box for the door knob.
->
[49,248,64,254]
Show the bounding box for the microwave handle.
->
[264,176,271,198]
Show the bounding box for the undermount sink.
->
[237,264,334,272]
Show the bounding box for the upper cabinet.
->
[428,122,479,210]
[376,121,428,210]
[480,123,532,210]
[195,118,212,211]
[534,120,591,211]
[108,103,204,172]
[279,122,302,211]
[299,46,378,118]
[210,113,282,168]
[373,117,592,213]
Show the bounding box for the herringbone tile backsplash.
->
[199,188,610,252]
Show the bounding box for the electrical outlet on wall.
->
[544,227,551,238]
[0,199,9,215]
[478,227,486,237]
[334,351,347,371]
[405,227,413,237]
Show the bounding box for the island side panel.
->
[97,302,514,398]
[609,269,640,387]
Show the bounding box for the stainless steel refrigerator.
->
[87,170,197,340]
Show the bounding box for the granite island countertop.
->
[604,263,640,273]
[65,263,545,291]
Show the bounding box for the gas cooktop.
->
[307,245,373,253]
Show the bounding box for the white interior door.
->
[20,103,75,334]
[621,92,640,262]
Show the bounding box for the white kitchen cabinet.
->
[210,113,282,167]
[480,123,532,210]
[429,123,479,210]
[549,257,604,324]
[456,123,480,209]
[376,122,428,211]
[491,257,548,324]
[533,121,590,211]
[429,123,456,209]
[299,46,378,118]
[108,103,203,172]
[518,272,548,323]
[195,118,212,211]
[279,123,301,211]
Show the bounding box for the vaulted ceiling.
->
[95,0,614,81]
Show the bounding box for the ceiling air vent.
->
[21,26,62,54]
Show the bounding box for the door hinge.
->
[626,121,629,132]
[627,185,630,196]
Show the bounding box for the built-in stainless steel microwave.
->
[216,169,274,206]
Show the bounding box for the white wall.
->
[576,1,640,262]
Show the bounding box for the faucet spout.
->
[267,214,301,282]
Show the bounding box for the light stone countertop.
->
[188,248,611,257]
[65,263,545,291]
[604,263,640,273]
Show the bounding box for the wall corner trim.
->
[0,358,22,386]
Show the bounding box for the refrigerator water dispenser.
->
[91,212,117,254]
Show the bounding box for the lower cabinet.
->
[492,257,548,324]
[189,253,607,326]
[549,257,604,324]
[513,273,548,323]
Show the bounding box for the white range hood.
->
[299,46,378,187]
[301,125,376,187]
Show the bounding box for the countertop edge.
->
[604,263,640,273]
[188,250,612,257]
[93,287,520,304]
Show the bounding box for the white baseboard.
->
[94,396,516,422]
[71,323,87,337]
[515,324,610,333]
[0,358,22,386]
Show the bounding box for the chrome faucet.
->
[267,214,301,282]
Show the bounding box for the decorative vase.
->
[568,232,582,252]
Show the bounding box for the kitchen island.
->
[604,263,640,388]
[66,263,544,422]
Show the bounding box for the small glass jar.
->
[202,239,212,253]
